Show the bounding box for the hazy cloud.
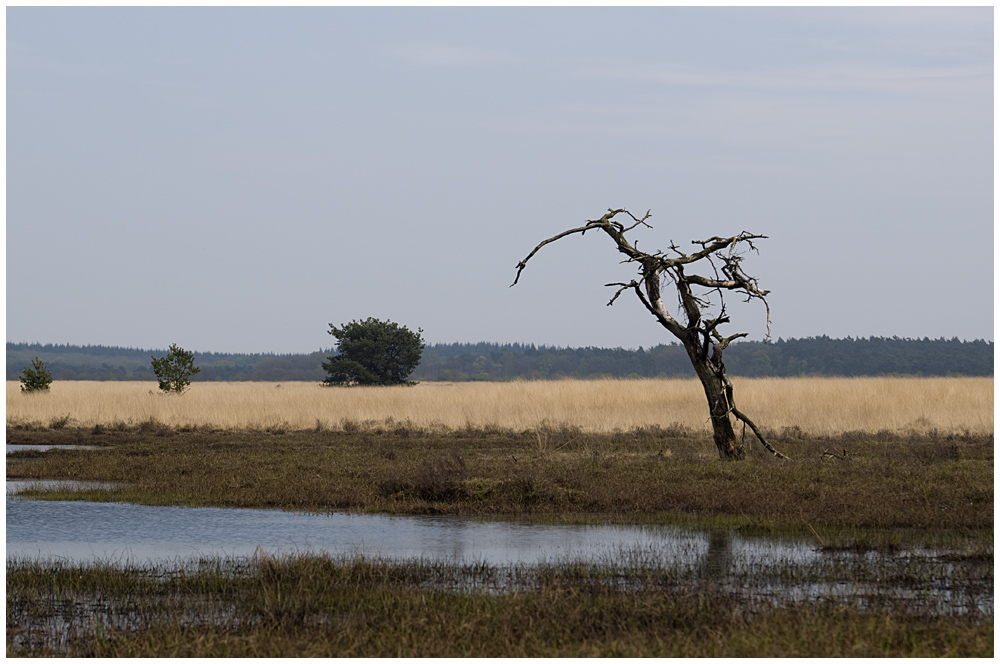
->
[394,43,516,68]
[581,61,990,99]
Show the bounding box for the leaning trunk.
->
[685,341,746,460]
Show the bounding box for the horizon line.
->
[5,335,995,357]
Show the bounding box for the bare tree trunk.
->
[683,339,746,460]
[512,208,788,461]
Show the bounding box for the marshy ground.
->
[6,423,993,530]
[7,551,992,657]
[6,377,994,656]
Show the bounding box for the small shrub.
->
[151,344,200,393]
[20,357,53,393]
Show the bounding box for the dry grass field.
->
[6,377,992,436]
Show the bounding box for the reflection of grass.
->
[808,525,910,554]
[6,425,993,531]
[6,553,992,657]
[5,376,994,436]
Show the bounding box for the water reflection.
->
[6,481,800,568]
[700,529,734,577]
[6,482,991,617]
[7,445,101,454]
[7,480,119,494]
[7,485,720,565]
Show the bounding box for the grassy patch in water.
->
[6,554,993,657]
[6,425,994,531]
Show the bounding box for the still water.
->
[7,480,798,567]
[7,445,101,454]
[6,480,992,616]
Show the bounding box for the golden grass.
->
[5,377,992,436]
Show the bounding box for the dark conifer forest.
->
[6,337,992,382]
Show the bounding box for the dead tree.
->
[512,208,787,461]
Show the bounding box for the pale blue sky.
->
[6,7,994,353]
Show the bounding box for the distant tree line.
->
[5,336,993,383]
[5,343,333,382]
[413,336,993,380]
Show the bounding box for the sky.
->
[6,7,994,354]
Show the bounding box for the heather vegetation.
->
[7,424,993,530]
